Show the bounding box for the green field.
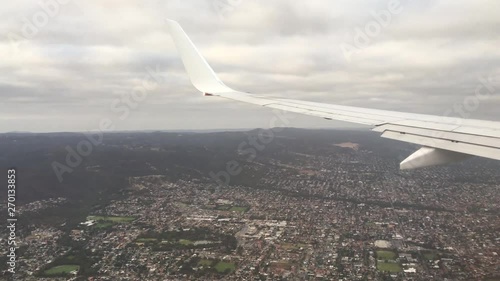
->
[179,239,194,245]
[44,265,80,275]
[229,206,249,212]
[95,221,114,228]
[377,262,402,273]
[377,250,397,260]
[198,259,213,266]
[214,261,236,273]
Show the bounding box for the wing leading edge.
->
[166,19,500,169]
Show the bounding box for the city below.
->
[1,129,499,281]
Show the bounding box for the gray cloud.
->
[0,0,499,132]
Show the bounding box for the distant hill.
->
[1,128,498,204]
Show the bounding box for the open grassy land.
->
[133,228,237,251]
[179,239,194,245]
[377,250,397,260]
[44,265,80,275]
[95,221,114,228]
[377,262,402,273]
[215,205,231,210]
[198,259,213,266]
[214,261,236,273]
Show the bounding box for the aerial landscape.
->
[1,129,499,280]
[1,0,500,280]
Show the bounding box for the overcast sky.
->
[1,0,499,132]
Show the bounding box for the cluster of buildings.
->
[5,145,500,280]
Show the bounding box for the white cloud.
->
[0,0,499,132]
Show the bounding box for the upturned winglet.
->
[166,19,234,94]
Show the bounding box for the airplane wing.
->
[166,19,500,169]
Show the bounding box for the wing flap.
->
[452,126,500,138]
[373,124,500,149]
[381,131,500,161]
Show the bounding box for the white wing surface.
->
[166,19,500,169]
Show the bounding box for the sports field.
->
[44,265,80,275]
